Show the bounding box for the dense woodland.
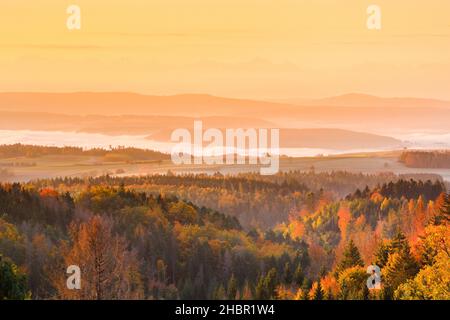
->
[0,171,449,300]
[32,172,445,229]
[0,144,169,161]
[400,150,450,168]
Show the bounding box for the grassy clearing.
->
[0,152,448,182]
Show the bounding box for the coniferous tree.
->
[227,274,238,300]
[336,240,364,275]
[382,240,419,300]
[0,255,29,300]
[311,282,324,300]
[362,282,370,300]
[374,241,391,268]
[263,268,277,299]
[390,231,409,252]
[255,269,278,300]
[433,193,450,225]
[319,266,327,279]
[375,231,409,268]
[300,278,310,300]
[443,193,450,214]
[293,265,304,286]
[338,267,368,300]
[283,262,292,284]
[255,274,267,300]
[325,288,334,300]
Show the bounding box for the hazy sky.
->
[1,0,450,99]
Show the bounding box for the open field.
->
[1,151,448,183]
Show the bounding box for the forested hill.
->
[0,182,309,300]
[1,173,448,300]
[346,179,445,202]
[0,144,169,161]
[32,172,446,229]
[0,178,450,300]
[400,150,450,168]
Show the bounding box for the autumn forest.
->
[1,169,448,300]
[1,1,450,304]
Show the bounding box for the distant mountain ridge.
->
[0,92,292,117]
[277,93,450,109]
[1,92,449,133]
[2,92,450,117]
[0,111,275,135]
[0,110,402,150]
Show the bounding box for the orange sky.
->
[1,0,450,99]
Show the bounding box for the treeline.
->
[346,179,445,202]
[399,150,450,168]
[32,173,311,230]
[0,144,170,161]
[32,171,444,230]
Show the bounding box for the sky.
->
[1,0,450,100]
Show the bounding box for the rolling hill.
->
[1,92,449,134]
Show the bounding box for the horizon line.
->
[1,91,450,103]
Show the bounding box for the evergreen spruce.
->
[293,265,304,286]
[336,240,364,274]
[311,282,324,300]
[434,193,450,225]
[227,274,238,300]
[0,255,29,300]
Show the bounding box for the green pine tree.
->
[336,240,364,274]
[319,266,327,278]
[0,255,29,300]
[311,282,324,300]
[263,268,277,299]
[337,267,368,300]
[390,231,409,252]
[382,247,419,299]
[283,262,292,284]
[374,241,391,268]
[293,265,304,286]
[375,231,409,268]
[255,275,265,299]
[181,278,194,299]
[300,278,310,300]
[227,274,238,300]
[255,269,277,300]
[362,283,370,300]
